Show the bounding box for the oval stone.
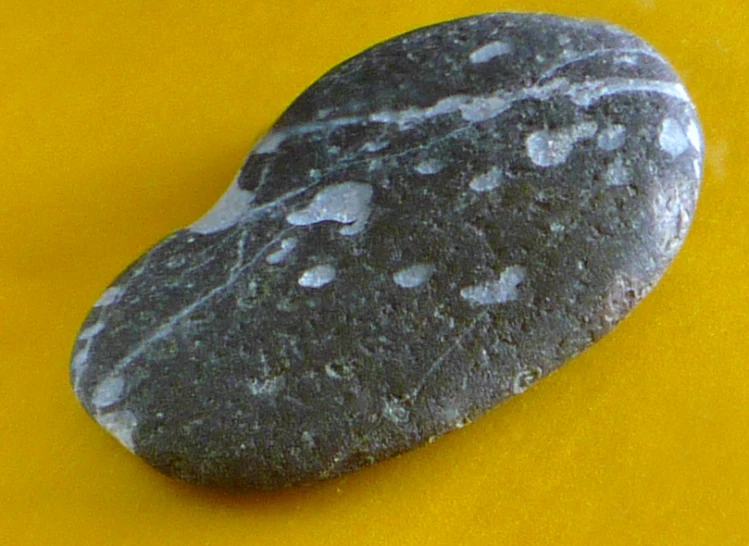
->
[70,13,702,489]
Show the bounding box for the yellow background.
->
[1,1,746,544]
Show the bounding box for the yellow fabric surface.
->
[1,1,746,544]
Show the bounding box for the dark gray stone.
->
[70,13,702,489]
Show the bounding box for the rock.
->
[70,13,702,489]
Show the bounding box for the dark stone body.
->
[71,13,702,489]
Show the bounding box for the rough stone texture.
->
[70,13,703,489]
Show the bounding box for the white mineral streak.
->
[469,41,512,64]
[360,140,390,152]
[460,265,526,305]
[526,121,598,167]
[298,264,336,288]
[95,410,137,453]
[78,322,105,341]
[567,78,690,107]
[266,237,298,265]
[469,167,503,192]
[605,156,631,187]
[249,77,689,151]
[597,124,627,151]
[458,78,569,122]
[393,263,436,288]
[94,286,125,307]
[189,180,257,235]
[252,116,366,154]
[369,95,472,129]
[692,158,702,178]
[252,131,288,154]
[92,373,125,409]
[414,159,444,175]
[659,117,690,156]
[286,182,373,236]
[71,346,90,390]
[685,119,702,152]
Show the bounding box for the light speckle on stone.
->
[187,180,255,235]
[298,264,337,288]
[383,398,410,424]
[469,167,503,192]
[526,121,598,167]
[659,117,690,156]
[393,263,436,288]
[597,124,627,151]
[286,182,373,236]
[253,130,287,154]
[605,156,631,187]
[71,347,89,375]
[469,40,512,64]
[78,322,105,341]
[248,376,285,396]
[686,119,702,152]
[92,374,125,409]
[189,180,256,234]
[361,140,390,152]
[692,157,702,178]
[460,265,527,305]
[512,367,543,394]
[266,237,298,265]
[414,159,444,175]
[96,410,137,453]
[94,286,124,307]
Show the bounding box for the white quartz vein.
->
[250,75,691,156]
[108,226,296,376]
[409,310,488,400]
[537,47,664,81]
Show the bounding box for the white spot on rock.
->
[605,156,631,187]
[512,367,543,394]
[78,322,105,341]
[597,124,627,151]
[92,373,125,409]
[469,41,512,64]
[383,398,409,424]
[189,180,256,234]
[253,130,287,154]
[266,237,298,265]
[94,286,125,307]
[685,119,702,152]
[95,410,137,453]
[393,263,435,288]
[659,117,689,156]
[248,376,285,396]
[469,167,503,192]
[301,430,316,448]
[286,182,373,236]
[526,121,598,167]
[71,346,90,376]
[692,158,702,178]
[414,159,444,175]
[360,140,390,152]
[298,264,336,288]
[460,265,526,305]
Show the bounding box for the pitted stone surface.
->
[70,13,702,489]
